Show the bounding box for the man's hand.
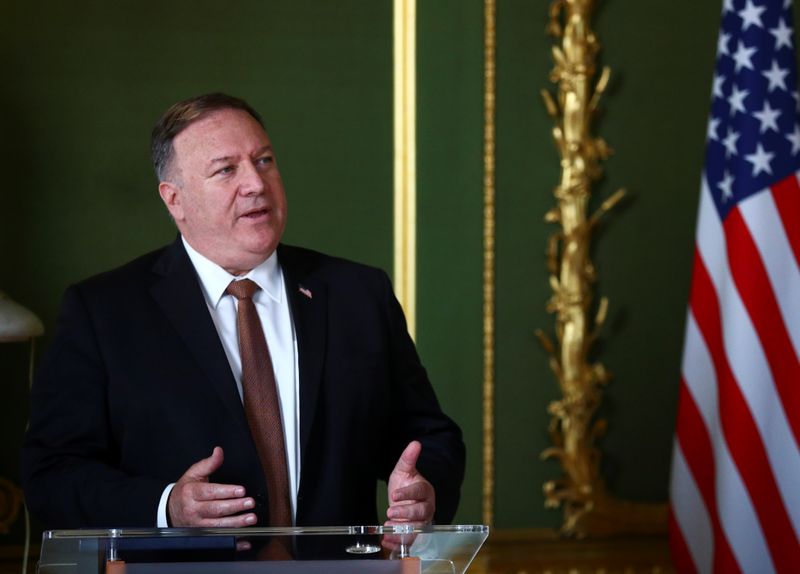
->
[386,441,435,524]
[168,447,257,527]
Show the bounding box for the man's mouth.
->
[240,207,269,219]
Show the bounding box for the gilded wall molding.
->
[393,0,417,338]
[482,0,496,527]
[395,0,496,524]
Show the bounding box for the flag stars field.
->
[728,85,749,116]
[763,60,789,92]
[708,118,722,141]
[700,0,798,212]
[733,41,757,72]
[719,172,736,201]
[786,126,800,154]
[723,128,740,157]
[719,32,732,56]
[753,101,781,133]
[770,19,793,49]
[713,74,727,98]
[739,0,766,30]
[745,143,775,175]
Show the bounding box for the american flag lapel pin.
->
[299,286,313,299]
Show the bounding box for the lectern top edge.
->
[44,524,490,539]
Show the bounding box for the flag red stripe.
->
[771,175,800,270]
[689,249,800,570]
[724,209,800,444]
[675,378,740,572]
[675,382,716,527]
[669,507,700,574]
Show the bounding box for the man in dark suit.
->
[21,93,465,531]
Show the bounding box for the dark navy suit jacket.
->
[22,238,465,529]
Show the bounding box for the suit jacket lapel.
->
[149,238,250,438]
[278,245,327,464]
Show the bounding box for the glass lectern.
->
[38,525,489,574]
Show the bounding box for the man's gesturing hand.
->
[168,447,257,527]
[386,441,435,524]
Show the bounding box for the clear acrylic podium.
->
[38,524,489,574]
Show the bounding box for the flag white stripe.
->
[739,187,800,359]
[716,433,777,574]
[683,311,776,573]
[681,312,722,431]
[670,440,713,574]
[696,176,726,271]
[683,312,774,569]
[696,179,800,536]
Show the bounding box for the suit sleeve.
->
[21,285,168,529]
[378,271,466,524]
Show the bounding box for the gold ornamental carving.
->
[537,0,666,537]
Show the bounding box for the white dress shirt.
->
[156,238,300,526]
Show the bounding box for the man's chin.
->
[210,244,277,276]
[242,238,281,262]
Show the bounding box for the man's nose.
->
[238,160,267,195]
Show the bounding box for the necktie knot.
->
[226,278,259,301]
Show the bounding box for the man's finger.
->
[392,441,422,476]
[197,496,255,518]
[391,480,432,503]
[387,502,433,522]
[191,482,247,502]
[185,446,225,481]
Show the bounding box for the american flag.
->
[668,0,800,572]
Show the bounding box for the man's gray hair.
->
[151,93,265,182]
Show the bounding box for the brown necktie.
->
[226,279,292,529]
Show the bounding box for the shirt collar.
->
[181,237,283,308]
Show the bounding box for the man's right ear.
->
[158,181,185,222]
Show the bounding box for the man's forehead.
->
[173,108,270,154]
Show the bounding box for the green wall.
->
[3,0,799,557]
[416,1,484,525]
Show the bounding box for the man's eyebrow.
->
[207,155,236,167]
[207,146,273,167]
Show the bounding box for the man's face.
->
[158,108,288,275]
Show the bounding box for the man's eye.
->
[217,166,234,175]
[256,156,274,167]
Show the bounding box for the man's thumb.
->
[393,441,422,475]
[185,446,224,481]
